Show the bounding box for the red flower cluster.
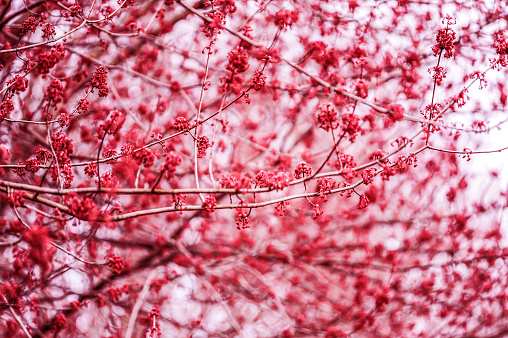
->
[294,162,312,179]
[352,79,369,99]
[220,174,251,190]
[74,98,89,114]
[421,103,442,120]
[36,148,53,164]
[87,66,109,97]
[274,9,298,29]
[235,212,250,230]
[8,190,27,207]
[84,162,98,178]
[35,43,66,75]
[494,31,508,57]
[203,10,225,38]
[44,79,64,107]
[341,112,362,142]
[41,23,55,40]
[174,116,190,131]
[336,153,357,169]
[106,254,125,275]
[105,286,124,302]
[146,307,161,337]
[361,168,377,185]
[358,194,369,209]
[22,222,55,273]
[0,98,14,122]
[220,73,244,94]
[64,193,97,220]
[19,15,39,36]
[428,66,446,85]
[317,103,338,132]
[202,195,217,212]
[98,110,126,138]
[312,204,323,219]
[70,5,83,17]
[384,104,405,126]
[197,136,211,158]
[52,313,67,333]
[369,149,388,163]
[317,177,336,201]
[6,75,28,95]
[133,148,155,168]
[51,131,73,166]
[252,170,290,190]
[227,46,249,73]
[432,26,456,58]
[250,70,266,90]
[275,201,289,216]
[160,151,182,179]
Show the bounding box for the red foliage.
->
[0,1,508,337]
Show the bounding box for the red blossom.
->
[274,9,298,29]
[52,314,67,333]
[160,151,182,177]
[358,194,369,209]
[19,15,39,36]
[220,174,239,189]
[25,158,40,173]
[84,162,98,177]
[336,153,357,169]
[106,254,125,275]
[252,170,290,190]
[87,66,109,97]
[133,148,155,168]
[41,23,55,39]
[64,193,97,220]
[386,104,405,124]
[317,103,338,131]
[235,212,250,230]
[35,43,66,75]
[102,148,118,163]
[197,136,211,158]
[203,10,225,37]
[317,177,336,201]
[251,70,266,90]
[275,201,289,216]
[202,195,217,212]
[44,79,64,107]
[455,88,469,107]
[312,204,323,219]
[432,16,456,58]
[341,112,362,142]
[98,110,126,138]
[0,98,14,122]
[352,79,369,99]
[51,131,73,165]
[8,190,27,207]
[36,148,53,164]
[469,71,488,89]
[294,161,312,179]
[361,168,377,185]
[428,66,446,86]
[75,98,89,114]
[174,116,190,131]
[6,75,28,95]
[22,222,55,273]
[227,46,249,73]
[146,307,162,337]
[70,5,84,17]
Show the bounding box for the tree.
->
[1,0,508,336]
